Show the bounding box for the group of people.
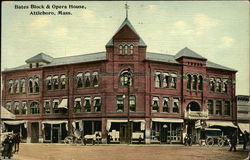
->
[1,133,20,159]
[229,130,249,152]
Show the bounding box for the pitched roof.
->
[106,18,146,47]
[175,47,207,60]
[206,60,237,72]
[146,52,179,64]
[25,52,54,63]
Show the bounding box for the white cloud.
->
[29,16,51,29]
[170,13,218,36]
[219,36,234,48]
[54,27,68,38]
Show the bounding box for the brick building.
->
[1,17,237,144]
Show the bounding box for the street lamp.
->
[124,67,132,144]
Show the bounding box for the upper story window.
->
[20,79,26,93]
[34,77,39,92]
[119,45,123,55]
[29,77,39,93]
[46,76,52,91]
[28,79,33,93]
[224,101,231,116]
[124,45,128,55]
[94,97,101,112]
[6,102,12,112]
[116,95,124,112]
[30,102,39,115]
[207,100,214,115]
[129,95,136,112]
[163,73,170,88]
[152,96,159,112]
[120,70,132,87]
[130,45,134,55]
[173,98,180,113]
[198,75,203,90]
[76,73,83,88]
[170,73,177,89]
[44,100,51,114]
[74,98,82,113]
[215,78,222,92]
[192,75,197,90]
[163,97,169,112]
[60,75,66,89]
[53,99,59,113]
[187,74,192,89]
[14,102,19,115]
[53,76,59,90]
[93,72,99,87]
[85,72,91,88]
[84,97,91,112]
[215,100,222,115]
[155,72,161,88]
[8,80,14,94]
[21,102,27,115]
[14,80,20,93]
[210,78,215,92]
[222,79,228,93]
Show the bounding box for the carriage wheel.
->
[206,137,214,146]
[218,138,224,147]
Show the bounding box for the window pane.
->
[117,95,124,112]
[208,100,213,115]
[215,101,222,115]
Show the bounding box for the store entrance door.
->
[31,122,39,143]
[52,127,59,143]
[120,124,128,144]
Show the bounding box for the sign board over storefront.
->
[184,110,209,119]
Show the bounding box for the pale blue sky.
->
[2,1,249,95]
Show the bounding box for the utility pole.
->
[126,68,132,144]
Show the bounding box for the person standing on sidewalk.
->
[243,130,249,150]
[229,133,237,152]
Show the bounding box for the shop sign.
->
[184,110,209,119]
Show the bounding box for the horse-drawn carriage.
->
[64,129,101,145]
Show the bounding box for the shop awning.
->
[206,120,237,128]
[58,99,68,109]
[151,118,184,123]
[1,106,15,120]
[106,119,145,131]
[3,120,27,128]
[238,123,250,133]
[42,120,68,131]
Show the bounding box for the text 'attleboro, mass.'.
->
[14,4,87,15]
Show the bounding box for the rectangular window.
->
[21,102,27,115]
[207,100,214,115]
[224,101,230,116]
[74,98,82,113]
[173,98,179,113]
[116,95,124,112]
[155,72,161,88]
[129,95,136,112]
[14,102,19,115]
[94,97,101,112]
[215,100,222,115]
[53,101,59,113]
[44,101,50,114]
[84,97,91,112]
[163,97,169,112]
[170,74,177,89]
[152,97,159,112]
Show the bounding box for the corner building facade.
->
[1,17,237,144]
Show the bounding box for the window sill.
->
[46,89,66,92]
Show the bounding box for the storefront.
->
[42,120,68,143]
[151,118,183,144]
[205,120,237,136]
[3,120,28,141]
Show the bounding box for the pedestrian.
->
[243,130,249,150]
[13,132,21,153]
[229,132,237,152]
[2,135,13,159]
[138,135,142,144]
[107,134,111,144]
[187,134,192,146]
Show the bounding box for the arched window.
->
[163,73,169,88]
[74,98,82,113]
[60,75,66,89]
[163,97,169,112]
[120,70,132,87]
[76,73,83,88]
[210,78,215,91]
[216,79,222,92]
[53,76,59,90]
[192,75,197,90]
[94,97,101,112]
[85,72,91,88]
[44,100,50,114]
[21,102,27,115]
[53,99,59,113]
[152,97,159,112]
[130,45,134,55]
[8,80,14,94]
[14,80,20,93]
[92,72,99,87]
[124,45,128,55]
[155,72,161,88]
[34,77,39,93]
[198,75,203,90]
[170,73,177,89]
[222,80,228,93]
[14,102,19,115]
[173,98,180,113]
[119,45,123,55]
[30,102,39,114]
[84,97,91,112]
[29,79,33,93]
[46,76,52,91]
[20,79,26,93]
[187,74,191,89]
[129,95,136,112]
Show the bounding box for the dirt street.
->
[11,144,248,160]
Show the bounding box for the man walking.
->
[229,133,237,152]
[243,130,249,150]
